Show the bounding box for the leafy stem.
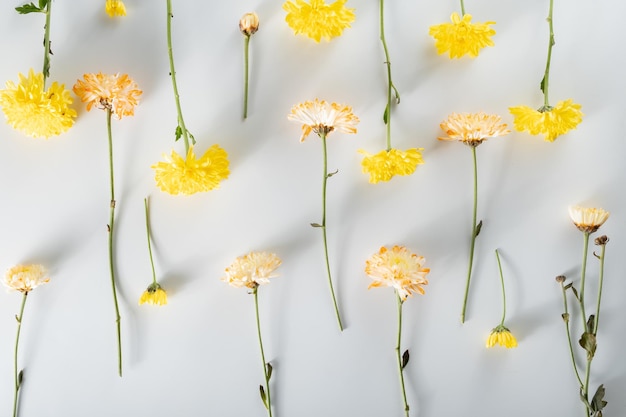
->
[379,0,400,151]
[395,294,410,417]
[253,286,273,417]
[540,0,555,107]
[12,292,28,417]
[559,280,583,387]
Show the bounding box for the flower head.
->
[240,12,259,36]
[138,283,167,306]
[509,99,583,142]
[438,112,510,147]
[223,252,282,289]
[283,0,355,42]
[3,264,49,294]
[429,13,496,59]
[288,99,359,142]
[568,205,609,234]
[486,325,518,348]
[359,148,424,184]
[105,0,126,17]
[73,72,141,119]
[365,245,430,301]
[152,145,230,195]
[0,69,76,138]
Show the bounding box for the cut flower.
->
[3,264,49,294]
[568,205,609,234]
[429,13,495,59]
[105,0,126,17]
[438,112,510,147]
[288,98,359,141]
[138,283,167,306]
[73,72,142,119]
[486,325,517,348]
[359,148,424,183]
[509,99,583,142]
[222,251,282,289]
[283,0,355,42]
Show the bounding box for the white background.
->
[0,1,624,416]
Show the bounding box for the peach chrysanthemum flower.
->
[105,0,126,17]
[138,283,167,306]
[365,245,430,301]
[438,112,510,147]
[73,72,141,119]
[222,252,282,289]
[359,148,424,184]
[152,145,230,195]
[3,264,49,294]
[429,13,495,59]
[509,99,583,142]
[0,69,76,139]
[283,0,355,42]
[288,98,359,141]
[568,205,609,234]
[486,325,518,349]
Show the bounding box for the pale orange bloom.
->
[73,72,141,119]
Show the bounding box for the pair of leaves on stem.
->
[580,384,607,417]
[259,362,273,410]
[15,0,49,14]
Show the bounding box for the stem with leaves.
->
[12,293,28,417]
[253,286,273,417]
[395,294,410,417]
[379,0,400,151]
[15,0,52,87]
[540,0,555,108]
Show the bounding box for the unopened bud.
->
[239,12,259,36]
[595,235,609,246]
[555,275,566,283]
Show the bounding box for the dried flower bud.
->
[595,235,609,246]
[239,12,259,36]
[555,275,566,283]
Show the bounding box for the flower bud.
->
[555,275,566,283]
[239,12,259,36]
[595,235,609,246]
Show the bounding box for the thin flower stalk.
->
[12,293,28,417]
[395,294,410,417]
[42,1,52,86]
[243,35,251,119]
[379,0,399,151]
[495,249,506,326]
[542,0,555,108]
[577,232,590,330]
[460,146,479,323]
[485,250,517,348]
[460,0,465,16]
[253,286,273,417]
[145,197,157,287]
[557,277,583,387]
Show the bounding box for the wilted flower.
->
[359,148,424,184]
[105,0,126,17]
[222,252,282,289]
[73,72,141,119]
[3,264,49,294]
[509,99,583,142]
[568,205,609,234]
[429,13,495,59]
[0,69,76,138]
[239,12,259,36]
[439,112,510,147]
[283,0,355,42]
[288,98,359,141]
[139,283,167,306]
[486,325,518,348]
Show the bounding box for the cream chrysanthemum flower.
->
[438,112,510,147]
[223,252,282,289]
[0,69,76,138]
[138,283,167,306]
[359,148,424,184]
[3,264,49,294]
[288,99,359,141]
[568,205,609,234]
[429,13,495,59]
[509,99,583,142]
[283,0,355,42]
[105,0,126,17]
[73,72,141,119]
[365,245,430,301]
[152,145,230,195]
[486,325,518,348]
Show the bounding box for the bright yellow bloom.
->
[138,283,167,306]
[105,0,126,17]
[73,72,141,119]
[223,252,282,289]
[152,145,230,195]
[3,264,49,294]
[0,69,76,138]
[240,12,259,36]
[359,148,424,184]
[365,246,430,301]
[509,99,583,142]
[429,13,495,59]
[283,0,355,42]
[288,98,359,141]
[438,112,510,147]
[486,325,518,348]
[568,205,609,234]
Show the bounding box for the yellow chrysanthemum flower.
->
[429,13,495,59]
[0,69,76,139]
[105,0,126,17]
[223,252,282,289]
[365,245,430,301]
[283,0,355,42]
[288,98,359,141]
[486,325,518,349]
[138,283,167,306]
[509,99,583,142]
[568,205,609,234]
[3,264,49,294]
[359,148,425,184]
[73,72,142,119]
[439,112,510,147]
[152,145,230,195]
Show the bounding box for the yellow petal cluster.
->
[0,69,76,138]
[288,98,359,141]
[105,0,126,17]
[568,205,609,234]
[429,13,495,59]
[486,325,518,348]
[152,145,230,196]
[283,0,355,43]
[359,148,424,184]
[73,72,142,119]
[439,112,510,147]
[365,245,430,301]
[3,264,49,294]
[509,99,583,142]
[138,283,167,306]
[223,252,282,289]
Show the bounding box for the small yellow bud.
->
[239,12,259,36]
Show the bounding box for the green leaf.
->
[15,3,43,13]
[259,385,268,409]
[586,315,596,334]
[401,349,410,369]
[579,332,597,360]
[17,370,23,387]
[564,283,572,290]
[38,0,49,9]
[571,286,580,300]
[383,105,389,125]
[591,384,608,413]
[310,223,324,228]
[189,132,196,145]
[174,125,182,142]
[474,220,483,238]
[539,75,546,95]
[266,363,273,381]
[326,169,339,178]
[561,313,569,323]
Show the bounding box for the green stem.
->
[144,197,157,286]
[243,35,250,120]
[395,294,410,417]
[106,108,123,377]
[253,287,272,417]
[166,0,190,153]
[460,146,479,323]
[542,0,555,107]
[593,242,606,335]
[320,133,343,331]
[494,249,507,326]
[379,0,399,151]
[559,281,583,387]
[583,359,591,417]
[578,232,589,330]
[460,0,466,16]
[42,0,52,87]
[12,292,28,417]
